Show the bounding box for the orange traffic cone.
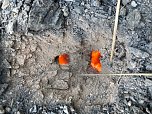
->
[91,50,102,72]
[58,54,69,65]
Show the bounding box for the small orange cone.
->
[91,50,102,72]
[58,54,69,65]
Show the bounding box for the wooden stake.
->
[110,0,121,62]
[80,73,152,77]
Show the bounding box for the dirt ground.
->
[0,0,152,114]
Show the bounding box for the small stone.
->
[122,0,130,6]
[112,0,117,5]
[52,80,69,90]
[62,6,69,17]
[120,7,127,16]
[16,55,26,66]
[4,40,14,48]
[91,0,100,6]
[63,105,69,114]
[31,91,44,103]
[1,59,11,68]
[146,63,152,71]
[0,105,5,114]
[131,1,137,7]
[145,42,152,55]
[73,7,83,14]
[128,47,149,58]
[148,87,152,98]
[65,0,74,1]
[5,107,11,113]
[58,71,71,81]
[6,20,15,34]
[145,79,152,87]
[16,111,20,114]
[130,96,136,102]
[126,9,141,30]
[12,7,19,14]
[138,100,144,105]
[0,84,8,95]
[30,105,37,113]
[30,43,37,52]
[146,107,151,114]
[24,5,30,11]
[47,70,57,77]
[1,0,9,9]
[12,0,17,4]
[128,60,136,69]
[124,94,130,99]
[128,101,132,106]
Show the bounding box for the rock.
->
[52,80,69,90]
[120,7,127,16]
[29,105,37,113]
[48,104,74,114]
[58,71,71,81]
[128,60,136,69]
[112,0,117,5]
[0,105,5,114]
[33,91,44,102]
[24,4,30,12]
[122,0,130,6]
[115,44,126,59]
[5,107,11,113]
[148,87,152,98]
[6,20,15,34]
[73,7,83,14]
[1,0,10,9]
[146,107,151,114]
[138,100,144,105]
[145,42,152,55]
[146,64,152,71]
[50,112,56,114]
[16,55,26,66]
[62,105,69,114]
[64,0,75,1]
[12,7,19,14]
[16,111,20,114]
[90,0,100,6]
[12,0,17,4]
[62,6,69,17]
[131,1,137,7]
[4,40,14,48]
[30,43,37,52]
[145,79,152,87]
[1,59,11,68]
[47,70,58,77]
[0,84,8,96]
[126,9,141,30]
[128,47,149,58]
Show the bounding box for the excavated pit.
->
[0,0,152,114]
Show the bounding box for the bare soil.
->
[0,0,152,114]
